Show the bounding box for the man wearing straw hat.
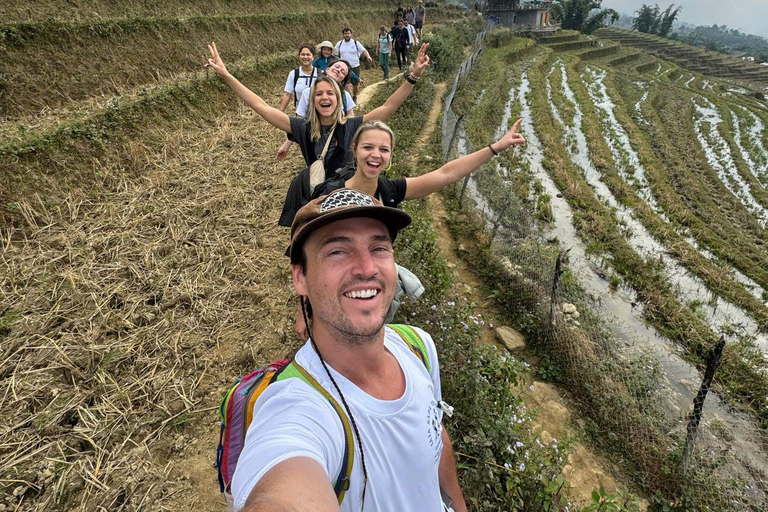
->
[231,189,467,511]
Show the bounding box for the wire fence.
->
[441,34,768,511]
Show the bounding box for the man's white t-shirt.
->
[406,24,417,43]
[335,38,366,67]
[296,87,356,117]
[231,326,445,512]
[284,67,319,106]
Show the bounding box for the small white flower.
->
[518,463,526,471]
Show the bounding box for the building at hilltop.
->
[484,1,559,34]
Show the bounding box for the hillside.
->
[3,2,768,512]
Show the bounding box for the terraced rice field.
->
[448,29,768,510]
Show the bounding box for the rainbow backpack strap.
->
[275,362,355,503]
[216,360,354,506]
[387,324,431,373]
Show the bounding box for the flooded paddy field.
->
[449,34,768,510]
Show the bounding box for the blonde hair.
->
[307,76,347,141]
[351,121,396,173]
[352,120,396,150]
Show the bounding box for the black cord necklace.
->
[301,297,369,509]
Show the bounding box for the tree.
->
[550,0,619,35]
[632,4,658,34]
[657,4,682,37]
[632,4,681,37]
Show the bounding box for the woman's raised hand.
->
[411,43,430,78]
[497,118,526,151]
[204,42,229,77]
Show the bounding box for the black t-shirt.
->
[289,115,364,174]
[391,26,410,45]
[312,171,408,208]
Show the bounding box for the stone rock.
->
[495,326,525,352]
[571,310,580,319]
[446,262,457,269]
[458,244,467,252]
[540,430,554,445]
[561,303,577,315]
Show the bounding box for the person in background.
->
[278,43,319,114]
[335,28,373,102]
[415,0,426,39]
[375,26,393,81]
[312,41,337,71]
[395,2,406,23]
[404,17,418,47]
[391,19,411,72]
[277,59,357,161]
[406,4,416,24]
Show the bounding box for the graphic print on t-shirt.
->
[426,399,444,464]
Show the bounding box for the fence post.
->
[549,250,567,327]
[680,335,726,474]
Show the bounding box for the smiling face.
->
[293,217,396,342]
[321,46,333,57]
[343,30,352,41]
[298,47,314,67]
[313,80,338,119]
[326,61,349,84]
[353,129,393,180]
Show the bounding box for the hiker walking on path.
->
[406,4,416,24]
[312,40,338,71]
[391,19,412,72]
[335,28,373,102]
[278,43,319,113]
[277,59,357,162]
[404,17,419,47]
[395,2,406,23]
[231,189,468,512]
[415,0,426,38]
[204,42,431,225]
[375,26,393,81]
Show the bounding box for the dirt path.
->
[409,83,628,507]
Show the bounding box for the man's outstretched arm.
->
[240,457,340,512]
[438,426,468,512]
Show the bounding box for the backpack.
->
[292,67,318,107]
[311,170,401,207]
[336,38,363,59]
[216,324,430,506]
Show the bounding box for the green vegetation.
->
[632,4,681,38]
[550,0,619,35]
[672,24,768,63]
[442,32,768,510]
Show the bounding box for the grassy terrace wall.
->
[1,5,461,117]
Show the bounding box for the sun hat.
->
[289,189,411,264]
[317,40,335,51]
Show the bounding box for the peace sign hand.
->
[204,42,230,77]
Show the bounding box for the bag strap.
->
[292,68,301,107]
[318,123,338,160]
[387,324,431,373]
[276,361,354,503]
